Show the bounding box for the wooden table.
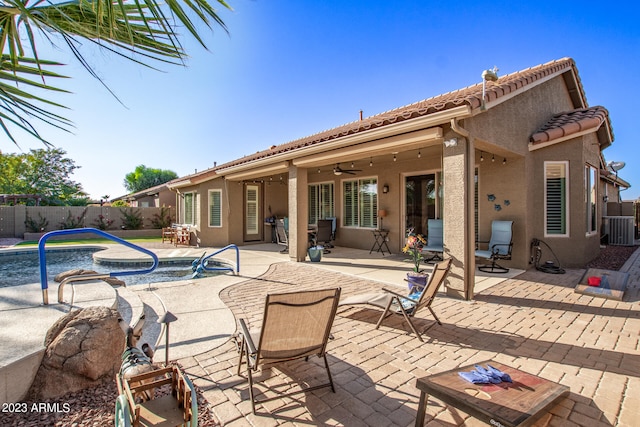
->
[415,361,569,426]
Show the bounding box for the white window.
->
[343,178,377,228]
[585,164,597,235]
[308,182,334,225]
[183,192,198,226]
[545,162,569,237]
[208,190,222,228]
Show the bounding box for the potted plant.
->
[403,229,428,290]
[308,245,323,262]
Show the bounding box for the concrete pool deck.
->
[0,242,519,405]
[2,241,639,425]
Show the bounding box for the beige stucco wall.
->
[182,72,611,270]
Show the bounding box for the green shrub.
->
[150,206,174,229]
[92,214,115,230]
[59,208,87,229]
[25,212,49,233]
[120,208,144,230]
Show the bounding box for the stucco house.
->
[112,183,175,208]
[167,57,630,300]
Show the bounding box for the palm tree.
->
[0,0,231,145]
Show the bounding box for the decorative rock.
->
[28,306,125,400]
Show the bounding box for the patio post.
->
[442,128,476,300]
[288,163,309,262]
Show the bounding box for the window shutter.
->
[210,190,221,227]
[546,163,567,235]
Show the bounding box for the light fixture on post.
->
[383,184,389,194]
[157,311,178,365]
[378,209,387,230]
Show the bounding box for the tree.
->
[0,0,232,146]
[124,164,178,193]
[0,148,87,204]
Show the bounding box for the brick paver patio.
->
[178,259,640,426]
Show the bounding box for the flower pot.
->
[406,272,428,291]
[308,246,323,262]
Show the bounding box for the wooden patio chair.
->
[236,288,341,414]
[339,259,451,342]
[162,227,176,244]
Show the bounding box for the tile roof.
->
[530,106,610,144]
[214,58,579,172]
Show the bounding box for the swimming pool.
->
[0,248,226,287]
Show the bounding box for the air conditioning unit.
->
[603,216,635,246]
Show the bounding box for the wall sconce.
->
[383,184,389,194]
[444,138,458,147]
[603,195,608,203]
[480,151,484,162]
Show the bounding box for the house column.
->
[442,133,476,300]
[288,163,309,262]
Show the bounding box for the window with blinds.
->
[209,190,222,227]
[545,162,568,236]
[184,192,194,225]
[308,183,334,225]
[585,164,597,235]
[343,178,377,228]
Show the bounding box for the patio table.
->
[415,360,569,426]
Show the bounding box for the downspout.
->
[450,118,474,301]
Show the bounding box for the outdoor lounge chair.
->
[338,258,451,342]
[475,220,513,273]
[236,288,341,414]
[422,219,444,262]
[314,219,333,253]
[275,218,288,253]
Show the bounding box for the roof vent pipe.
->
[359,110,363,121]
[481,66,499,110]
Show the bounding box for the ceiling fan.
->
[333,163,362,175]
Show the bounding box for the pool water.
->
[0,249,222,287]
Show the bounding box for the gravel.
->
[586,244,639,271]
[2,374,219,427]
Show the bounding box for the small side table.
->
[415,360,569,426]
[370,229,391,255]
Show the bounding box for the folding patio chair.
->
[475,220,513,273]
[275,218,288,253]
[339,259,451,342]
[422,219,444,262]
[236,288,341,414]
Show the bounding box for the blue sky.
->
[3,0,640,200]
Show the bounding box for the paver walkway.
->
[176,255,640,426]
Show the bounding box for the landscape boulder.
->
[28,306,125,400]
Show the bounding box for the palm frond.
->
[0,0,232,145]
